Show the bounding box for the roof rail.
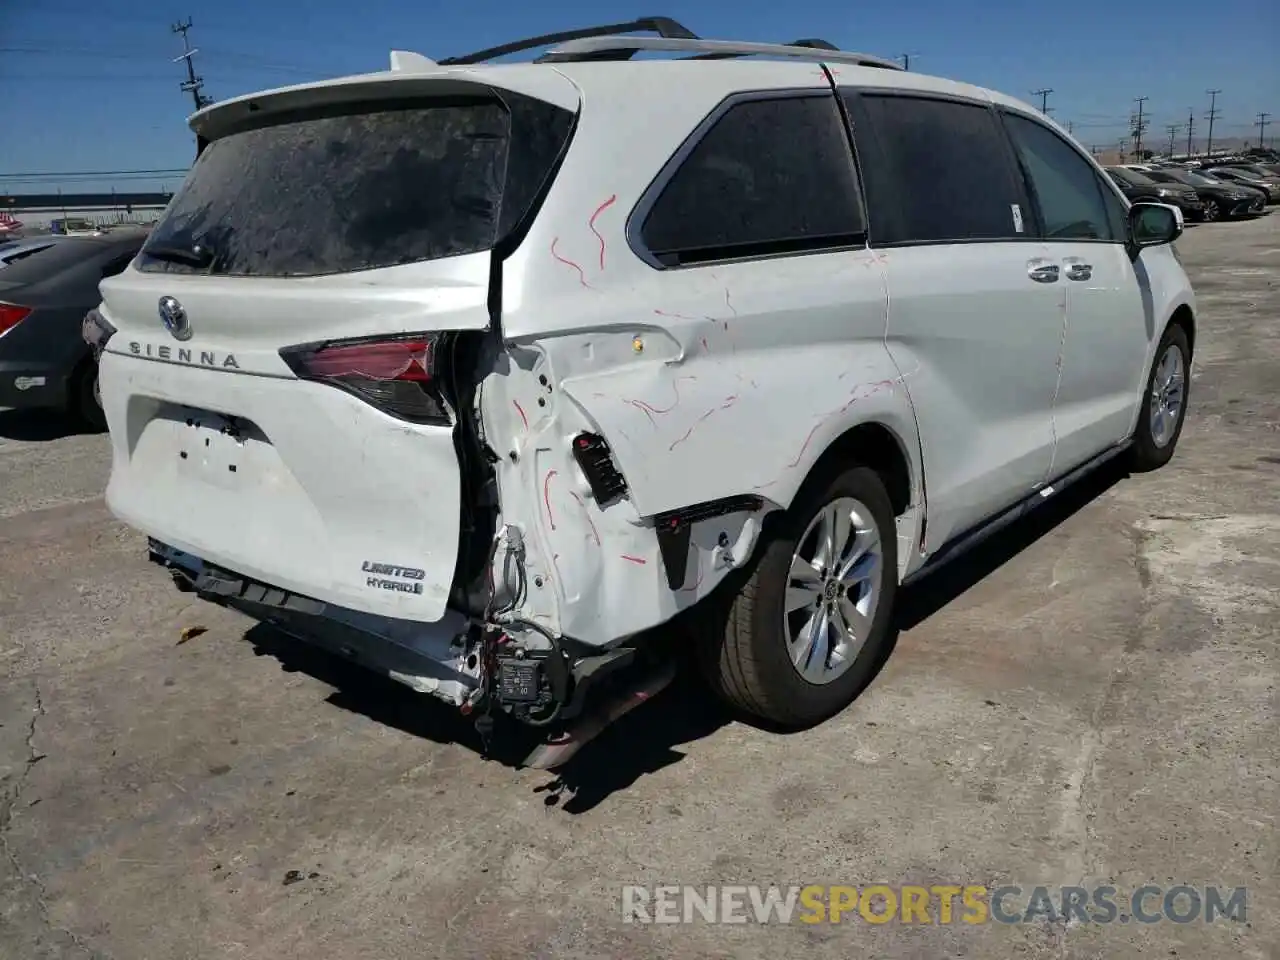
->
[438,17,698,65]
[538,35,903,70]
[684,36,841,62]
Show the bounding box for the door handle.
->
[1063,257,1093,281]
[1027,259,1060,283]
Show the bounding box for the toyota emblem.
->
[158,295,191,341]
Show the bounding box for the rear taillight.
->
[82,308,116,354]
[280,334,450,424]
[0,303,32,338]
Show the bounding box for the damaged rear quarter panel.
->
[482,65,924,644]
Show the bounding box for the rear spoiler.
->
[187,69,580,143]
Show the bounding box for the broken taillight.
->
[0,303,32,338]
[279,334,450,424]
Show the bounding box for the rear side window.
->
[139,93,573,277]
[852,94,1025,244]
[638,95,864,267]
[1003,112,1117,241]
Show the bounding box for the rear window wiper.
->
[142,242,216,270]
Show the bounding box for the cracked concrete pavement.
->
[1,215,1277,959]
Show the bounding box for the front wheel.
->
[1200,199,1220,222]
[1128,324,1190,473]
[696,465,898,728]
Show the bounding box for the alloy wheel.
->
[1149,344,1185,448]
[784,497,884,685]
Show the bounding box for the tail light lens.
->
[279,334,450,424]
[0,303,32,338]
[82,308,116,354]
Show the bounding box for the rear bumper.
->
[151,539,482,705]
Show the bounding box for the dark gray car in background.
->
[1142,168,1266,221]
[0,230,147,428]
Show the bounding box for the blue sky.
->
[1,0,1276,193]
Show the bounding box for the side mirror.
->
[1129,202,1183,249]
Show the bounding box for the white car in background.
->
[87,19,1195,763]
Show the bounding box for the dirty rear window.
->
[139,94,573,277]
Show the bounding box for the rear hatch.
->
[98,69,578,622]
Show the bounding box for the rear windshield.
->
[138,94,574,277]
[1111,168,1156,185]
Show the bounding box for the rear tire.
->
[696,465,898,729]
[1128,324,1190,473]
[71,359,106,431]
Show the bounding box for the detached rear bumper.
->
[150,539,482,705]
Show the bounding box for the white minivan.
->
[88,20,1194,757]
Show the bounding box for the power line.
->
[1032,88,1053,115]
[1258,113,1272,148]
[172,18,213,111]
[1131,97,1149,158]
[1205,89,1222,156]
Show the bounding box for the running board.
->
[522,660,677,770]
[904,441,1129,587]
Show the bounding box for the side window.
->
[1003,112,1117,241]
[851,94,1026,244]
[638,96,864,267]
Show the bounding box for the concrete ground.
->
[2,215,1277,960]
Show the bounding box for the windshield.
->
[1184,171,1221,185]
[139,94,573,277]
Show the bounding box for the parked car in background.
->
[0,213,24,235]
[1203,166,1280,204]
[0,237,63,269]
[0,230,146,428]
[90,23,1197,750]
[49,218,103,237]
[1105,166,1201,218]
[1140,168,1266,221]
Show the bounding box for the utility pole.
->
[1032,88,1053,115]
[172,18,213,112]
[1166,124,1180,158]
[1131,97,1149,159]
[1185,108,1195,157]
[897,53,914,70]
[1257,112,1272,148]
[1066,120,1074,135]
[1205,89,1221,158]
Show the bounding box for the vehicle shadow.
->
[240,458,1127,811]
[893,457,1128,631]
[0,407,96,441]
[243,622,730,813]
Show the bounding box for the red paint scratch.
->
[654,308,703,322]
[724,288,738,318]
[513,400,529,431]
[550,238,591,288]
[623,399,657,426]
[787,421,825,469]
[701,336,710,353]
[570,491,602,546]
[542,469,559,530]
[626,376,695,417]
[669,395,741,451]
[620,554,647,565]
[588,194,617,271]
[677,565,707,593]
